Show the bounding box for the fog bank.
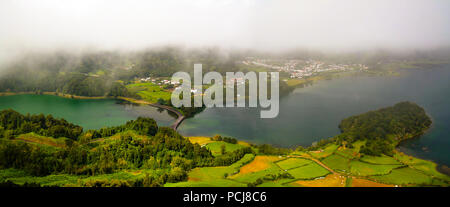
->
[1,0,450,63]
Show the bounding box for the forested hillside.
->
[0,48,241,96]
[0,104,447,187]
[335,102,432,156]
[0,109,252,186]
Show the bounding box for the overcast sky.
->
[1,0,450,60]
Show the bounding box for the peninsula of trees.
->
[0,102,448,187]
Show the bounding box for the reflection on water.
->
[0,95,176,129]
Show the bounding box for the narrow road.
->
[118,97,185,130]
[147,103,185,130]
[308,157,337,174]
[293,154,337,174]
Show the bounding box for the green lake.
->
[0,65,449,166]
[0,95,177,129]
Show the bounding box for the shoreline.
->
[1,92,447,179]
[393,113,450,176]
[0,72,446,172]
[0,91,107,100]
[0,92,186,131]
[116,96,185,130]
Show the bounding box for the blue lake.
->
[179,66,450,166]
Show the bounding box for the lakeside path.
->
[117,97,185,130]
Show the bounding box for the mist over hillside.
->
[1,0,450,64]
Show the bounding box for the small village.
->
[242,57,369,79]
[138,74,248,94]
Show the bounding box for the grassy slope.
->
[322,154,350,172]
[287,162,330,180]
[126,82,172,103]
[275,158,313,170]
[205,141,247,157]
[1,133,449,187]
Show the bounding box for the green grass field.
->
[165,179,246,187]
[0,168,81,186]
[275,158,313,170]
[164,154,255,187]
[230,156,285,184]
[360,155,401,165]
[257,178,297,187]
[205,141,247,157]
[349,161,403,176]
[394,152,450,181]
[370,167,436,186]
[322,154,350,172]
[308,144,339,159]
[126,82,172,103]
[287,162,330,180]
[231,165,284,184]
[335,148,358,159]
[0,168,166,187]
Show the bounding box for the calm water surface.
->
[0,95,177,129]
[1,66,449,166]
[178,66,450,166]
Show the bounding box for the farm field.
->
[291,174,346,187]
[360,155,402,165]
[0,168,165,187]
[1,104,449,187]
[126,82,172,103]
[188,136,214,146]
[287,162,330,180]
[394,152,450,181]
[349,160,402,176]
[370,167,440,186]
[256,178,297,187]
[164,154,255,187]
[322,154,350,172]
[275,158,313,170]
[349,178,394,187]
[308,144,338,159]
[233,156,283,175]
[205,141,247,156]
[3,131,448,187]
[229,156,285,183]
[335,149,358,159]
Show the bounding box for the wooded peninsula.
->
[0,101,448,187]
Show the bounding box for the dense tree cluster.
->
[211,135,238,144]
[337,102,432,156]
[339,102,431,140]
[0,48,241,97]
[0,110,255,186]
[256,144,291,155]
[213,147,253,166]
[0,109,82,140]
[86,117,159,139]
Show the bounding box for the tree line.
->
[302,102,432,156]
[0,109,255,186]
[0,109,83,140]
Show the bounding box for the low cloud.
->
[0,0,449,63]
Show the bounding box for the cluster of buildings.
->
[242,58,368,79]
[139,76,180,86]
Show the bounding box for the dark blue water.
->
[179,66,450,166]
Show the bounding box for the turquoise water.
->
[1,66,449,166]
[178,66,450,166]
[0,95,176,129]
